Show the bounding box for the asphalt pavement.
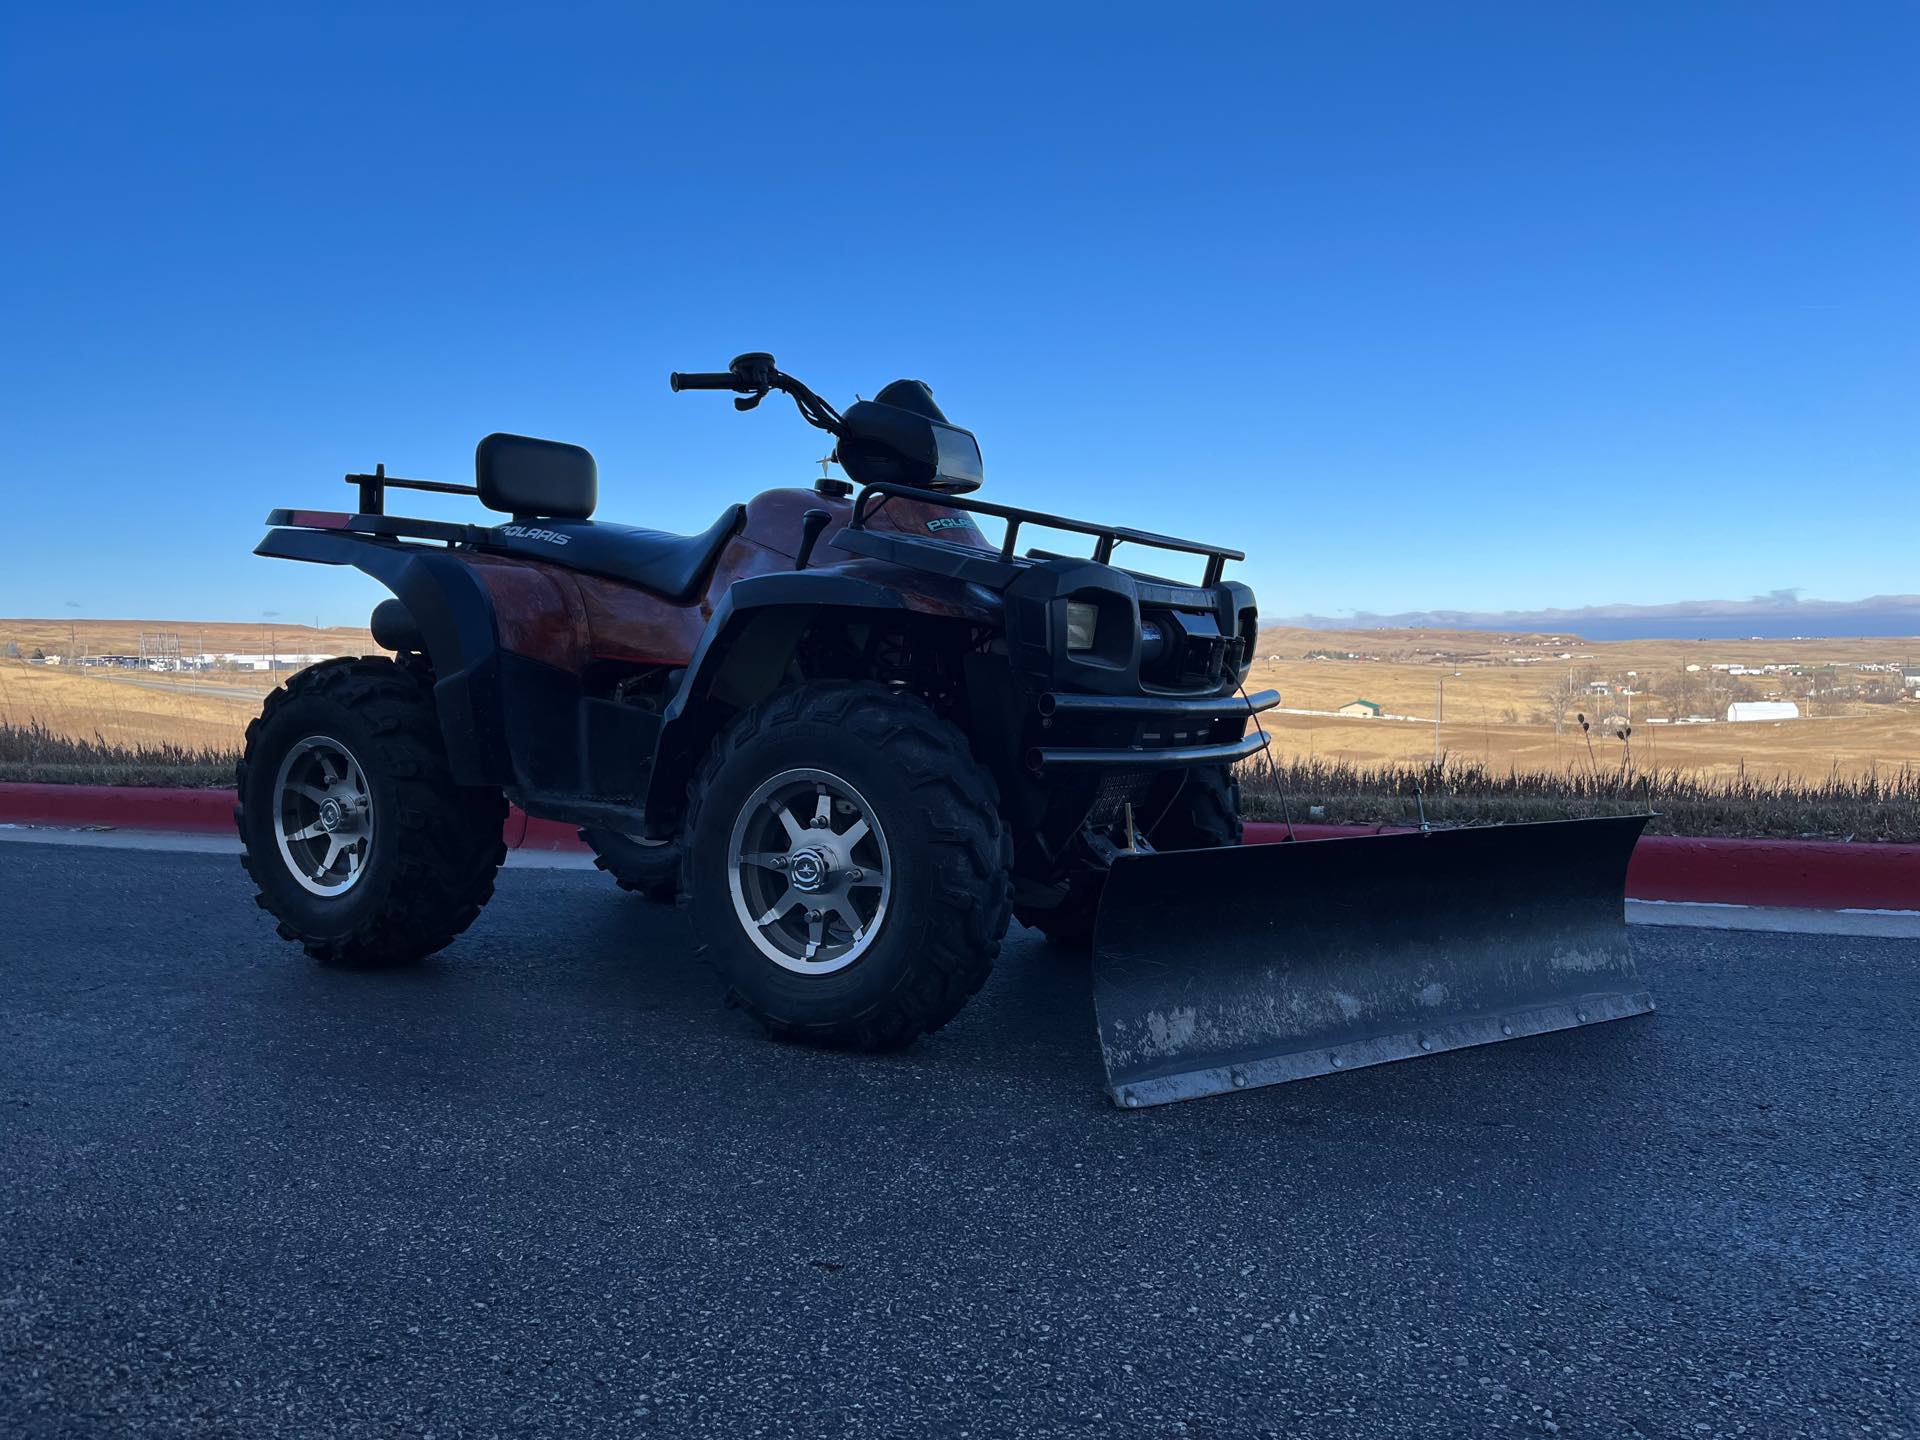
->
[1,840,1913,1438]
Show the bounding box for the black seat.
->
[482,505,746,601]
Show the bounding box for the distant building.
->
[1726,701,1800,723]
[195,651,338,672]
[1336,699,1384,718]
[1904,667,1920,691]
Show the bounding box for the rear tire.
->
[682,681,1011,1050]
[1018,765,1242,951]
[236,657,507,967]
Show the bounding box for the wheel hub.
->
[271,735,374,898]
[726,768,893,975]
[788,847,832,892]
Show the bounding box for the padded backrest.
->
[476,433,597,520]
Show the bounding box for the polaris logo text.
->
[500,526,570,545]
[926,516,974,533]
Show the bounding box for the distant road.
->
[2,839,1913,1437]
[1276,702,1885,728]
[60,671,273,703]
[1275,704,1431,723]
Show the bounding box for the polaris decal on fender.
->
[926,516,975,533]
[500,525,570,545]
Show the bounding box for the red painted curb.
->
[0,782,239,834]
[519,816,588,851]
[1624,834,1917,911]
[3,784,1911,912]
[1243,821,1919,912]
[0,782,555,851]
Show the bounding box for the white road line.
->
[505,848,599,870]
[0,824,600,868]
[4,826,1915,937]
[0,825,242,855]
[1626,899,1920,939]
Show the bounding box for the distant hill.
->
[1280,594,1920,642]
[0,618,374,658]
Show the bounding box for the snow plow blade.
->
[1091,816,1654,1108]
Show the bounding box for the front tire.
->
[1152,764,1245,852]
[682,681,1011,1050]
[1017,765,1243,950]
[237,657,507,967]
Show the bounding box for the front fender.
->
[639,570,918,834]
[254,528,508,785]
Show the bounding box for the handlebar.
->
[668,352,846,438]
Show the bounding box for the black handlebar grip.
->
[669,371,741,392]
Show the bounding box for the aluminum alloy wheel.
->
[726,767,892,975]
[272,735,375,897]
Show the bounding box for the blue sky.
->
[2,3,1913,628]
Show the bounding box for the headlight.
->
[1065,600,1099,652]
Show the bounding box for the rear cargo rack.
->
[843,483,1244,587]
[345,463,479,516]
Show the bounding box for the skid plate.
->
[1091,816,1654,1108]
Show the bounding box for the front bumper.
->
[1026,688,1278,771]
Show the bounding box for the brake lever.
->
[733,389,768,412]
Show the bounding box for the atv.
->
[241,352,1653,1107]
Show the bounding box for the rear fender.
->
[254,528,509,785]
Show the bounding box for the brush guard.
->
[1090,815,1654,1108]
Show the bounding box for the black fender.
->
[640,570,920,835]
[254,528,509,785]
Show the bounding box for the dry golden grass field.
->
[1247,626,1920,782]
[2,617,1916,782]
[0,620,373,752]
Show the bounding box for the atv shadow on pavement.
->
[247,866,1111,1109]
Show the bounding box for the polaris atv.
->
[242,352,1653,1107]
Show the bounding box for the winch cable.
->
[1237,678,1296,842]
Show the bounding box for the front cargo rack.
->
[836,482,1245,589]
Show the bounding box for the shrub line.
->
[5,720,1917,845]
[1240,754,1920,844]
